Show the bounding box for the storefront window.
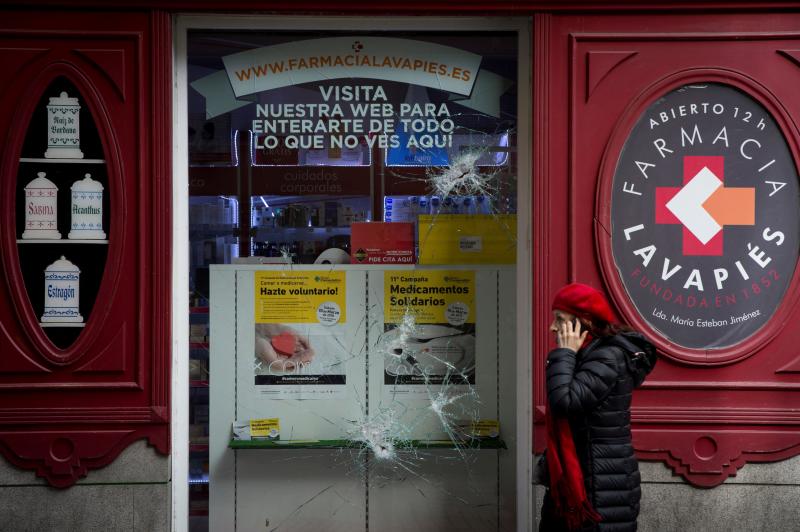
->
[185,26,523,531]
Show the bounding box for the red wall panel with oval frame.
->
[534,12,800,487]
[0,11,171,487]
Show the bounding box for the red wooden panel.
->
[0,11,170,486]
[534,11,800,486]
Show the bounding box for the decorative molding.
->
[0,430,131,487]
[633,406,800,425]
[0,13,169,488]
[3,0,800,13]
[0,407,162,424]
[639,379,800,390]
[75,323,127,373]
[777,49,800,70]
[0,47,49,98]
[0,429,165,488]
[1,62,122,368]
[775,353,800,373]
[635,429,800,487]
[0,319,50,373]
[573,32,800,43]
[148,10,172,416]
[533,12,553,414]
[73,48,127,100]
[586,50,637,101]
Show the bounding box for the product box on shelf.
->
[350,222,414,264]
[417,214,517,265]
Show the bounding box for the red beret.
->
[551,283,616,324]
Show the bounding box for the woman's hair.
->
[578,316,633,338]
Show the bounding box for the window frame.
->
[172,14,532,532]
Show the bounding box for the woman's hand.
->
[556,318,588,352]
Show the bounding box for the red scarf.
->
[545,337,602,530]
[545,409,602,530]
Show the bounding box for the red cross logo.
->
[655,156,756,256]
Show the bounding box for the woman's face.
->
[550,310,576,336]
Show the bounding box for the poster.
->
[381,270,476,389]
[253,271,348,398]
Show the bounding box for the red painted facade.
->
[0,1,799,489]
[534,11,800,487]
[0,11,171,487]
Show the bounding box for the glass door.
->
[180,19,529,531]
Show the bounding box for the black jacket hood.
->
[606,331,658,387]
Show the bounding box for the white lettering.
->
[624,224,645,240]
[654,138,674,158]
[712,126,729,147]
[683,269,704,291]
[762,227,785,246]
[747,242,772,268]
[765,181,786,197]
[713,268,728,290]
[661,257,682,281]
[735,260,750,280]
[633,245,656,267]
[680,125,703,147]
[635,161,655,179]
[740,138,761,160]
[623,182,642,196]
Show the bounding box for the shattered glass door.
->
[188,27,521,532]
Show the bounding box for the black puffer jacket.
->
[542,332,657,532]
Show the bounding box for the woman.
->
[540,283,657,532]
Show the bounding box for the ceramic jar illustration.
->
[44,91,83,159]
[22,172,61,240]
[68,173,105,240]
[41,256,83,324]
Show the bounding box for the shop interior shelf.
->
[20,157,106,164]
[229,438,506,450]
[40,322,85,328]
[253,226,352,234]
[17,239,109,244]
[190,380,209,388]
[190,306,209,314]
[189,223,238,237]
[188,474,209,485]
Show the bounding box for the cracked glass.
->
[187,28,520,532]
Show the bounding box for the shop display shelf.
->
[189,223,238,238]
[17,239,109,244]
[253,226,352,234]
[20,157,106,164]
[188,474,209,485]
[190,380,209,388]
[190,342,209,350]
[229,438,506,450]
[190,306,209,314]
